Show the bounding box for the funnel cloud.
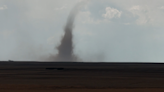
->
[48,2,86,61]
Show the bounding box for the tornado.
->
[49,2,86,61]
[56,10,76,61]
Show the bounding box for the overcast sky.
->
[0,0,164,62]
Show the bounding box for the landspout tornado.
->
[54,2,84,61]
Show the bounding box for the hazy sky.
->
[0,0,164,62]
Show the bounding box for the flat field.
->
[0,62,164,92]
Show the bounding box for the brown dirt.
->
[1,88,164,92]
[1,62,164,91]
[0,85,164,92]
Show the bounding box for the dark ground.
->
[0,61,164,91]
